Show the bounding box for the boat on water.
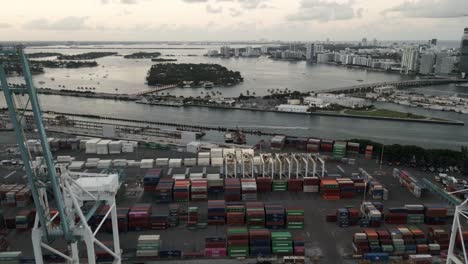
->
[203,82,214,89]
[357,79,364,82]
[225,130,246,145]
[456,84,468,87]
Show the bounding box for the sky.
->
[0,0,467,41]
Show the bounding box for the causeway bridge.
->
[315,78,468,94]
[132,84,177,96]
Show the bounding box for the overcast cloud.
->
[0,0,467,41]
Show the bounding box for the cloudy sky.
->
[1,0,467,41]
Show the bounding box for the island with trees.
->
[57,52,117,60]
[27,52,63,58]
[151,58,177,62]
[124,52,161,59]
[30,60,98,68]
[146,63,243,86]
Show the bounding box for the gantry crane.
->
[0,46,121,263]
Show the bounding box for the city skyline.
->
[0,0,467,41]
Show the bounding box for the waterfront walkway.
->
[315,78,468,94]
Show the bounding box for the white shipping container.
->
[168,159,182,168]
[108,141,122,154]
[112,159,128,167]
[68,161,85,171]
[97,160,112,169]
[198,152,210,159]
[198,158,210,166]
[140,159,154,169]
[189,173,204,179]
[127,160,141,167]
[97,140,111,155]
[85,138,101,154]
[57,156,73,163]
[211,158,224,166]
[184,158,197,166]
[155,158,169,166]
[210,148,223,158]
[186,141,202,154]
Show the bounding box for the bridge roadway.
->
[133,84,177,96]
[315,78,468,94]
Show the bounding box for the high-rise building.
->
[261,45,269,54]
[234,48,240,57]
[459,28,468,76]
[315,44,324,54]
[431,39,437,46]
[361,38,368,46]
[419,53,435,75]
[435,53,458,75]
[220,46,231,57]
[400,46,420,74]
[306,43,315,61]
[289,43,298,52]
[372,38,378,46]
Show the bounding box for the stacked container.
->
[129,204,151,231]
[173,180,190,202]
[424,205,448,225]
[155,179,174,203]
[320,140,334,152]
[136,235,160,260]
[241,179,257,201]
[143,169,162,193]
[205,237,226,257]
[168,204,179,228]
[117,207,129,233]
[246,202,265,228]
[406,204,425,224]
[360,202,382,227]
[347,142,360,153]
[306,138,320,153]
[271,232,293,255]
[336,208,349,228]
[332,141,347,158]
[0,252,22,263]
[408,255,433,264]
[428,227,449,250]
[293,236,305,256]
[108,141,122,154]
[397,170,425,198]
[337,178,355,199]
[85,138,100,154]
[187,207,199,229]
[365,145,373,160]
[386,207,407,225]
[368,180,384,200]
[190,179,208,201]
[320,179,340,200]
[249,229,271,257]
[16,187,31,207]
[285,207,304,229]
[140,159,154,169]
[15,210,34,230]
[224,178,241,201]
[272,179,288,192]
[150,209,168,230]
[207,174,224,193]
[227,227,249,257]
[303,177,320,193]
[96,140,111,155]
[287,179,303,192]
[270,136,286,150]
[265,204,284,229]
[256,177,272,192]
[122,141,135,153]
[207,200,226,225]
[226,203,245,226]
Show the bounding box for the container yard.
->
[1,129,468,263]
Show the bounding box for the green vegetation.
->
[151,58,177,62]
[349,138,468,175]
[31,60,98,68]
[124,52,161,59]
[58,52,117,60]
[146,63,243,86]
[27,52,63,58]
[344,109,426,119]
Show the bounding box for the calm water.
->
[1,44,467,150]
[11,45,409,97]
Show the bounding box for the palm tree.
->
[252,92,256,96]
[246,90,250,95]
